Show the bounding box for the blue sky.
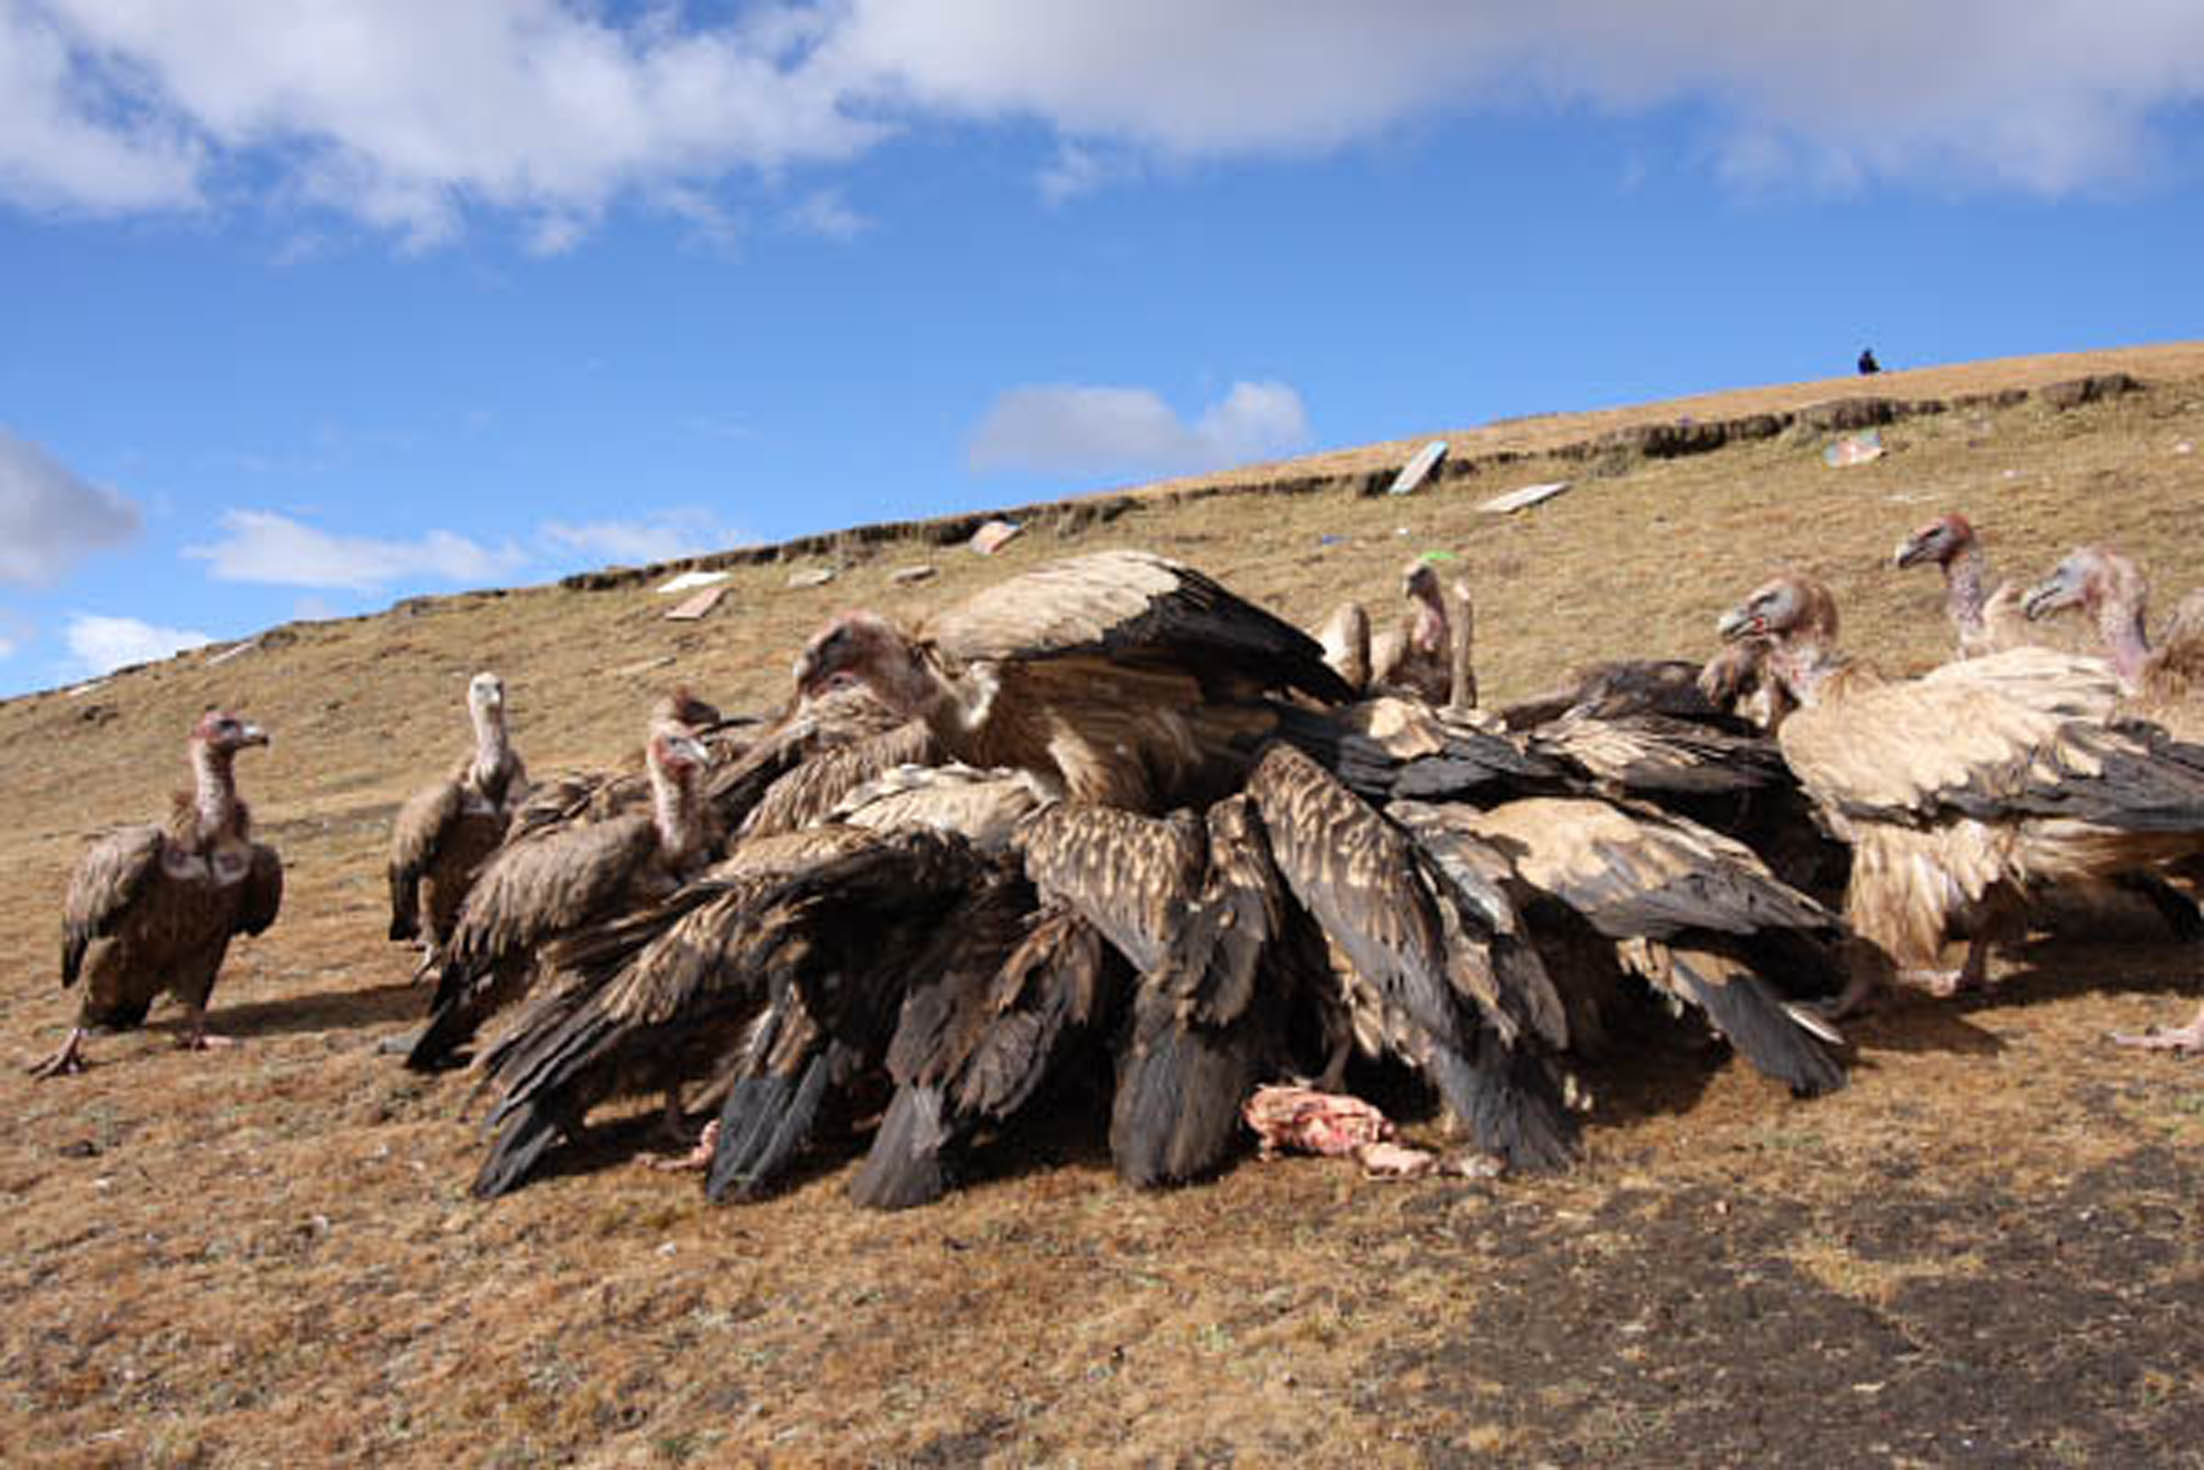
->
[3,2,2202,695]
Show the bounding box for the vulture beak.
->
[240,723,271,748]
[1892,531,1932,569]
[2020,573,2074,622]
[1715,604,1762,642]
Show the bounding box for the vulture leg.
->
[27,1028,90,1078]
[650,1118,722,1173]
[173,1001,238,1051]
[2110,1001,2204,1055]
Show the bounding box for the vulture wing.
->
[60,825,165,986]
[1783,648,2204,828]
[1110,793,1295,1188]
[928,549,1353,705]
[234,843,284,939]
[1014,802,1205,974]
[738,719,938,839]
[388,778,463,941]
[408,812,660,1069]
[1245,744,1577,1171]
[1437,797,1845,1096]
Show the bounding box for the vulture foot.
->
[649,1119,721,1173]
[175,1015,238,1052]
[27,1029,88,1079]
[2110,1004,2204,1056]
[1816,971,1885,1021]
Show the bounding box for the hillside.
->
[6,342,2204,1466]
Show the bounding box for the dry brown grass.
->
[6,344,2204,1466]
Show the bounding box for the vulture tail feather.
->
[472,1104,563,1199]
[1426,1032,1578,1174]
[847,1084,954,1211]
[706,1048,835,1203]
[1663,947,1847,1098]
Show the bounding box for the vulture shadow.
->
[1970,933,2201,1013]
[201,980,426,1042]
[1840,999,2006,1058]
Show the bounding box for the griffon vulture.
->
[791,550,1354,812]
[1719,572,2204,1013]
[406,713,714,1071]
[32,711,283,1077]
[387,672,528,966]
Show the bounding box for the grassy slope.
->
[5,343,2204,1467]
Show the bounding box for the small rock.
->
[890,565,938,586]
[786,567,837,589]
[969,519,1022,556]
[2176,440,2195,456]
[57,1139,101,1159]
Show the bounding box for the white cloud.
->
[186,509,527,590]
[65,613,211,676]
[539,510,751,567]
[783,186,868,240]
[824,2,2204,194]
[0,430,141,585]
[10,0,885,239]
[969,379,1312,477]
[0,610,30,658]
[1036,142,1136,205]
[5,1,2203,238]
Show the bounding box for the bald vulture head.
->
[1717,574,1840,649]
[1892,513,1978,571]
[467,670,506,716]
[648,684,722,733]
[2022,546,2145,623]
[192,709,271,756]
[645,723,711,783]
[793,612,939,715]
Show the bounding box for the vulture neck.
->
[649,761,707,864]
[188,740,245,846]
[2094,594,2153,690]
[1764,636,1854,708]
[469,701,515,795]
[1940,545,1992,643]
[1408,582,1448,654]
[1446,581,1477,711]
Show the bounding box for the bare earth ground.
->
[5,343,2204,1467]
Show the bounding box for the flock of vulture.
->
[31,513,2204,1211]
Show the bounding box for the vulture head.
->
[1893,513,1978,570]
[651,685,723,732]
[467,670,506,713]
[645,724,712,783]
[2022,546,2144,623]
[192,709,271,756]
[793,612,939,716]
[1717,575,1840,648]
[1403,561,1446,648]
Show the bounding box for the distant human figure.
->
[1857,348,1882,375]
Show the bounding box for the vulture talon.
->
[28,1031,89,1079]
[2110,1004,2204,1055]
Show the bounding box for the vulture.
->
[2023,547,2204,1053]
[2023,546,2204,741]
[503,689,724,846]
[1719,572,2204,1013]
[32,711,283,1077]
[1893,513,2035,659]
[1403,796,1847,1096]
[473,767,1057,1199]
[387,672,528,964]
[703,682,922,837]
[1318,561,1473,707]
[406,713,714,1071]
[791,549,1354,812]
